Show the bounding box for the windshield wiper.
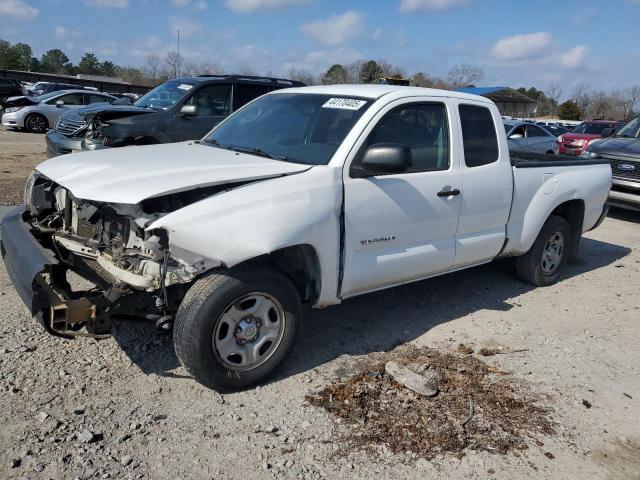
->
[226,145,288,161]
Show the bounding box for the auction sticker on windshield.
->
[178,84,194,91]
[322,98,367,110]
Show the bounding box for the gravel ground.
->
[0,129,639,479]
[0,127,47,205]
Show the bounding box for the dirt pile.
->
[306,346,555,459]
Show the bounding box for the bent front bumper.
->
[45,130,85,158]
[0,207,58,314]
[1,207,109,337]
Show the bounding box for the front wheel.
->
[173,266,302,392]
[516,215,571,286]
[24,113,48,133]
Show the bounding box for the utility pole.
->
[177,29,180,78]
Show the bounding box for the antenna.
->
[177,28,180,79]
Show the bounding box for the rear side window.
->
[459,104,499,167]
[234,84,270,110]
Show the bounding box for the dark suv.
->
[0,77,24,105]
[45,75,304,157]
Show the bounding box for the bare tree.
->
[571,84,590,116]
[144,54,161,80]
[545,84,562,117]
[618,85,640,120]
[447,64,483,89]
[164,50,182,79]
[287,68,317,85]
[195,62,223,76]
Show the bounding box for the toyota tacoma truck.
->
[1,85,612,392]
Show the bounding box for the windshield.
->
[134,80,195,110]
[203,93,372,165]
[572,122,612,135]
[615,116,640,138]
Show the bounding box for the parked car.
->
[27,82,98,96]
[1,85,611,392]
[581,115,640,211]
[0,77,24,105]
[556,120,619,156]
[1,90,116,133]
[504,120,557,155]
[546,125,568,137]
[45,75,304,157]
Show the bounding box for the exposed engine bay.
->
[23,172,228,337]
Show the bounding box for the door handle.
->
[437,188,461,197]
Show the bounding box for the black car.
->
[28,82,98,96]
[582,115,640,211]
[46,75,304,157]
[0,77,24,105]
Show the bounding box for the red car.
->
[557,120,618,155]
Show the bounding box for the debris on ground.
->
[582,400,592,409]
[306,345,555,459]
[457,343,474,354]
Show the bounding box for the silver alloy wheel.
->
[212,292,286,371]
[541,231,564,274]
[27,115,46,133]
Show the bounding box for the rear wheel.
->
[516,215,570,286]
[24,113,48,133]
[173,265,302,392]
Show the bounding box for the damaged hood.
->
[36,142,311,204]
[75,103,154,122]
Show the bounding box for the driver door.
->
[340,100,462,298]
[178,84,231,141]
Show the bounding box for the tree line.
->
[1,39,638,120]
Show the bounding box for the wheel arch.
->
[230,244,322,306]
[549,199,584,259]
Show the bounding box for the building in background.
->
[457,86,538,118]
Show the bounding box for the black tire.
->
[516,215,571,286]
[173,265,302,392]
[24,113,48,133]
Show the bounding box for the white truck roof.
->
[271,84,494,104]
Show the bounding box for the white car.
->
[1,85,612,392]
[1,90,115,133]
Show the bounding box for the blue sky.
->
[1,0,639,96]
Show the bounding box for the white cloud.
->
[399,0,470,12]
[284,47,363,73]
[225,0,311,12]
[171,0,191,6]
[168,16,203,37]
[54,26,81,39]
[300,11,365,46]
[490,32,552,61]
[559,45,589,69]
[571,7,597,24]
[84,0,128,8]
[0,0,38,19]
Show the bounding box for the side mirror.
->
[358,143,412,176]
[180,104,197,117]
[55,100,64,107]
[509,133,524,139]
[600,128,614,138]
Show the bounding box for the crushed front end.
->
[0,172,217,337]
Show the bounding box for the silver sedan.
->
[504,121,558,155]
[1,90,115,133]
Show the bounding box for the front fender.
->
[149,167,343,307]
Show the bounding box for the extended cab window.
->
[234,84,270,110]
[459,104,499,167]
[185,85,231,117]
[361,103,450,172]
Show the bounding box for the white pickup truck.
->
[1,85,611,391]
